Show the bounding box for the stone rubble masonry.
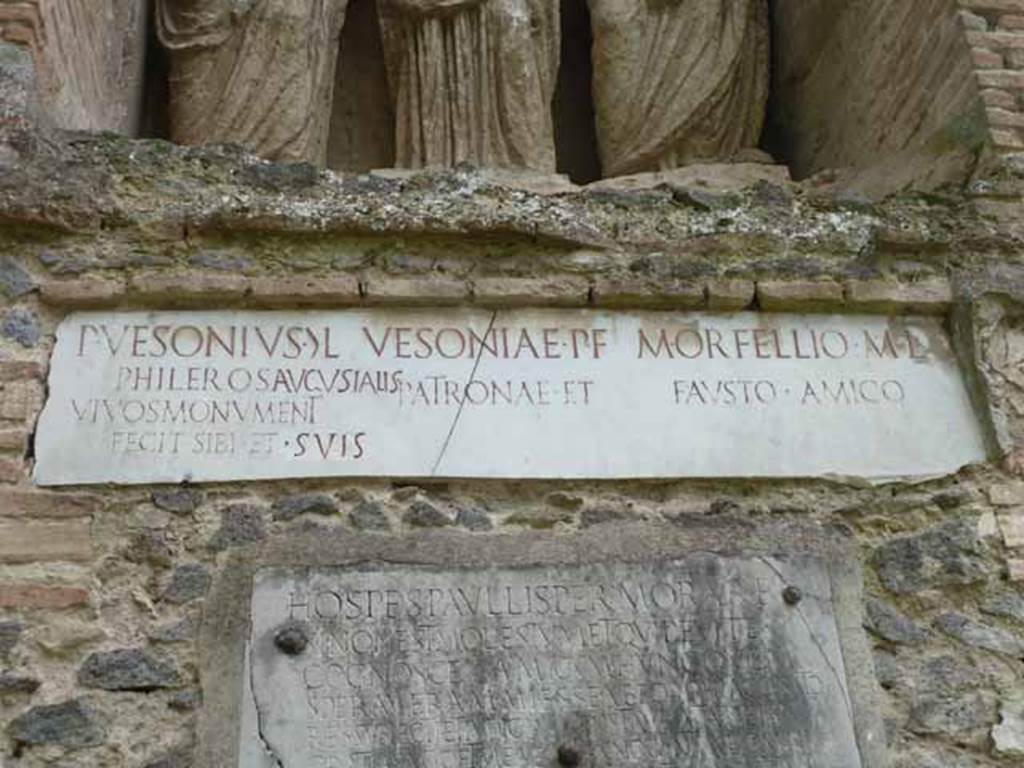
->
[959,0,1024,149]
[0,140,1023,768]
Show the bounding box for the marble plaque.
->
[243,557,864,767]
[34,309,986,485]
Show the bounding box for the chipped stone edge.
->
[196,522,887,768]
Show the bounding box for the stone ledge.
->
[248,275,360,306]
[757,281,844,311]
[362,277,470,306]
[24,274,971,315]
[706,279,755,311]
[590,278,703,309]
[471,277,591,308]
[39,275,127,307]
[129,272,249,302]
[845,279,954,314]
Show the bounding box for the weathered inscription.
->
[34,309,986,484]
[244,558,863,767]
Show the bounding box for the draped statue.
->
[377,0,559,171]
[0,0,146,134]
[156,0,348,164]
[589,0,769,177]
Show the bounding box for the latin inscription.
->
[34,309,986,484]
[246,559,863,767]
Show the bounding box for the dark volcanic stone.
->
[7,699,104,750]
[77,648,181,691]
[144,744,193,768]
[272,493,337,521]
[0,620,23,660]
[0,255,34,299]
[872,520,987,594]
[455,505,492,531]
[403,501,451,528]
[125,529,174,568]
[1,307,40,347]
[980,590,1024,624]
[0,671,40,694]
[161,564,211,604]
[149,616,196,644]
[350,500,390,531]
[933,613,1024,657]
[908,693,995,737]
[152,488,202,515]
[864,599,930,644]
[207,504,267,551]
[168,690,201,711]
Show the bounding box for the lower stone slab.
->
[247,559,861,768]
[199,525,884,768]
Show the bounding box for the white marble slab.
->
[33,309,987,485]
[243,558,864,768]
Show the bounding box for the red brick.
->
[0,380,44,422]
[0,361,42,383]
[0,457,24,483]
[968,30,1024,48]
[988,107,1024,127]
[992,127,1024,147]
[0,428,28,451]
[973,47,1005,68]
[960,1,1024,13]
[0,583,89,609]
[978,69,1024,88]
[0,490,101,518]
[0,519,92,563]
[982,88,1019,108]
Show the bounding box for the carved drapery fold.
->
[156,0,348,164]
[377,0,559,171]
[589,0,769,177]
[0,0,146,134]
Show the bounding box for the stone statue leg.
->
[158,0,349,164]
[378,0,558,171]
[0,0,147,134]
[590,0,769,177]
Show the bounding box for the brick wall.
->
[960,0,1024,149]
